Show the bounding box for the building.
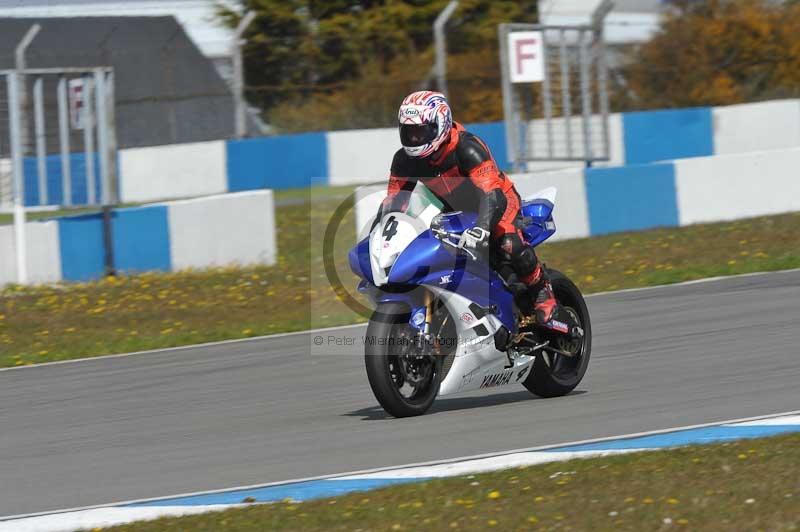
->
[0,16,237,149]
[539,0,667,43]
[0,0,237,79]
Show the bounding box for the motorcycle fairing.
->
[358,228,516,332]
[426,287,535,395]
[520,187,557,247]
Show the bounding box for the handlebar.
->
[431,227,483,261]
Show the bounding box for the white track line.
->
[3,409,798,523]
[3,267,798,374]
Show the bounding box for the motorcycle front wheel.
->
[364,302,441,418]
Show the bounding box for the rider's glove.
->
[458,226,490,250]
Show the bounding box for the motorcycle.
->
[348,186,591,417]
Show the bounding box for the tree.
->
[218,1,538,131]
[622,0,800,109]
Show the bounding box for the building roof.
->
[0,16,235,148]
[0,0,234,59]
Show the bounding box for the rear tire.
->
[523,268,592,398]
[364,302,441,418]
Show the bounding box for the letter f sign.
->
[515,39,537,74]
[508,31,544,83]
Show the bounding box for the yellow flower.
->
[487,520,497,526]
[527,516,538,524]
[667,498,680,504]
[487,490,501,499]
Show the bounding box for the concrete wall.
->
[167,191,276,269]
[713,100,800,156]
[13,98,800,207]
[226,134,328,192]
[356,146,800,244]
[119,141,227,203]
[0,221,62,286]
[675,148,800,226]
[328,128,398,187]
[1,190,276,286]
[512,168,590,241]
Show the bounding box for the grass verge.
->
[2,193,800,366]
[103,433,800,531]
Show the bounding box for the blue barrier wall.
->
[57,213,106,282]
[23,153,102,206]
[112,206,171,274]
[622,108,714,165]
[585,162,679,235]
[464,121,509,171]
[57,206,171,281]
[21,107,724,205]
[226,132,328,191]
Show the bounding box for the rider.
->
[372,90,557,325]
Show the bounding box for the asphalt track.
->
[1,270,799,517]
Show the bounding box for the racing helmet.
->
[398,91,453,158]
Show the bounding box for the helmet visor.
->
[400,123,438,147]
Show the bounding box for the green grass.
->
[0,206,99,225]
[102,433,800,531]
[2,193,800,366]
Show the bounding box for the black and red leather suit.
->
[375,122,547,303]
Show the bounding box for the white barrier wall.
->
[327,128,397,186]
[333,114,625,187]
[713,100,800,156]
[511,168,590,241]
[354,168,590,243]
[120,140,228,203]
[675,147,800,226]
[106,99,800,202]
[525,113,625,170]
[0,221,61,285]
[166,190,277,269]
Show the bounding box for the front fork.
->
[414,290,435,351]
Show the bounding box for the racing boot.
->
[523,263,557,324]
[533,279,557,325]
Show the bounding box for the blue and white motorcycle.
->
[349,186,591,417]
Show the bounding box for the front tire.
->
[364,302,441,418]
[523,268,592,398]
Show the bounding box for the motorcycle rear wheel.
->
[364,302,441,418]
[523,268,592,397]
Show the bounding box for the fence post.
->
[33,76,48,205]
[57,76,72,206]
[232,11,256,139]
[15,24,41,159]
[82,76,96,205]
[433,1,459,98]
[7,72,28,284]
